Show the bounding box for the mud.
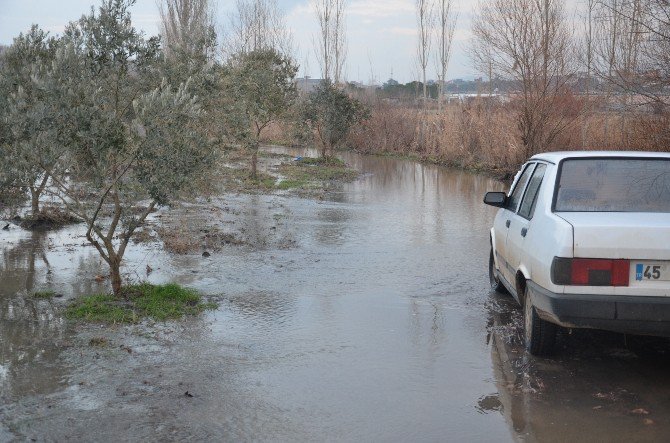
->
[1,148,670,442]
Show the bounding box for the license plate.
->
[634,262,670,282]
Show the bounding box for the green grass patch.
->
[217,155,358,194]
[276,178,309,190]
[278,157,358,188]
[219,167,277,192]
[66,294,138,323]
[66,283,217,324]
[249,174,277,189]
[33,290,57,299]
[296,156,346,167]
[258,151,294,159]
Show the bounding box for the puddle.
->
[1,148,670,441]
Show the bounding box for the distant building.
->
[295,76,324,95]
[383,78,399,88]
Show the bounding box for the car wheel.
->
[489,248,507,294]
[523,286,556,356]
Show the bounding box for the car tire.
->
[489,248,507,294]
[523,286,557,356]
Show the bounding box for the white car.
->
[484,151,670,356]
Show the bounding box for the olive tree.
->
[298,81,368,158]
[221,48,297,177]
[0,26,60,217]
[34,0,217,295]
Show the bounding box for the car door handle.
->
[505,220,511,228]
[521,227,528,237]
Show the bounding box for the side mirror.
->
[484,192,507,208]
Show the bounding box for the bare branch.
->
[435,0,458,110]
[313,0,348,83]
[416,0,434,105]
[222,0,294,60]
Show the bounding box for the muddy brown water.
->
[1,149,670,442]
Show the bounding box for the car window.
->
[555,158,670,212]
[518,163,547,219]
[507,163,535,212]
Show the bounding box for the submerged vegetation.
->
[219,155,358,193]
[17,207,81,230]
[32,290,57,299]
[278,157,359,189]
[66,283,216,323]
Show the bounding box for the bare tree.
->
[333,0,347,84]
[223,0,293,59]
[314,0,332,81]
[471,0,578,158]
[580,0,597,147]
[639,0,670,108]
[158,0,216,59]
[416,0,433,107]
[593,0,669,103]
[435,0,457,111]
[313,0,347,83]
[592,0,649,145]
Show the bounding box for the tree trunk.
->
[30,187,40,217]
[316,125,327,158]
[110,258,122,296]
[251,150,258,179]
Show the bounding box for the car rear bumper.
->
[527,281,670,337]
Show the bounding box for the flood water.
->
[1,149,670,442]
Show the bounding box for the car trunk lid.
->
[557,212,670,260]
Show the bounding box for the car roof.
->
[530,151,670,164]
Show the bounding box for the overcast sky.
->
[0,0,582,83]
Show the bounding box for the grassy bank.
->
[277,156,359,189]
[33,290,58,299]
[66,283,216,323]
[344,100,670,179]
[219,154,359,193]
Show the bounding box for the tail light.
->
[551,258,630,286]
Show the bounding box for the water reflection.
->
[314,206,350,246]
[0,232,68,399]
[225,290,296,326]
[487,292,670,441]
[1,232,51,295]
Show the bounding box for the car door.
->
[506,163,548,289]
[496,163,536,286]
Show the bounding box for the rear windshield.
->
[555,158,670,212]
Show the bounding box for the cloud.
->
[286,2,313,19]
[386,26,417,37]
[452,28,472,42]
[348,0,414,18]
[133,13,160,24]
[132,13,161,34]
[284,0,480,82]
[42,25,66,34]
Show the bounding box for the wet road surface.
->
[1,149,670,441]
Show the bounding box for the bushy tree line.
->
[0,0,367,295]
